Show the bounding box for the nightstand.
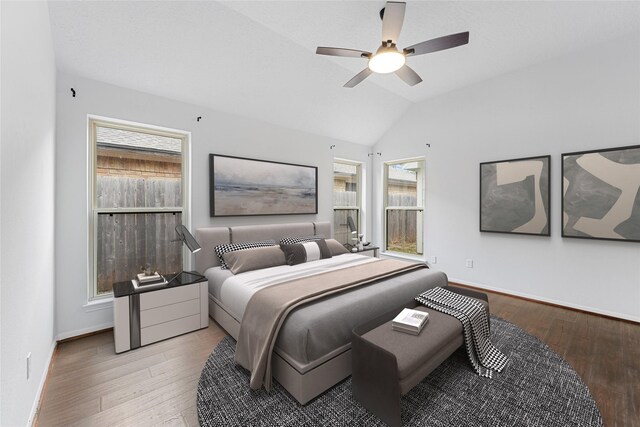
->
[352,246,380,257]
[112,271,208,353]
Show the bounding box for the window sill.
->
[83,297,113,313]
[380,251,425,263]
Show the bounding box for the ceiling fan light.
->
[368,51,405,74]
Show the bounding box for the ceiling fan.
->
[316,1,469,88]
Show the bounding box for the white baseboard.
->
[449,277,640,323]
[56,321,114,341]
[27,340,57,426]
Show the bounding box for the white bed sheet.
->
[213,253,377,320]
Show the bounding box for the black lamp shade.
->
[175,224,201,253]
[347,216,357,234]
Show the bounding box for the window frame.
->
[383,157,425,257]
[87,116,191,301]
[332,158,363,246]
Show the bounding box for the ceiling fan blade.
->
[316,47,371,58]
[395,65,422,86]
[381,1,406,44]
[404,32,469,57]
[344,68,373,88]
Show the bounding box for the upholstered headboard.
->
[194,221,331,273]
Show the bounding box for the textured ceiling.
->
[48,1,640,146]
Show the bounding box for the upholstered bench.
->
[351,286,489,427]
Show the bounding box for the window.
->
[345,182,357,192]
[333,160,362,247]
[384,159,425,256]
[89,118,189,299]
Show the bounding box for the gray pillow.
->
[325,238,350,256]
[280,239,332,266]
[222,246,286,274]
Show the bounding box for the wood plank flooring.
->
[35,289,639,426]
[473,287,640,427]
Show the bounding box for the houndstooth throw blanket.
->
[416,287,509,378]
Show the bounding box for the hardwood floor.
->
[472,287,640,427]
[35,290,639,427]
[35,321,227,427]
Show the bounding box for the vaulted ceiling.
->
[48,1,640,145]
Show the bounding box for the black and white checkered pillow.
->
[215,240,276,269]
[279,235,325,245]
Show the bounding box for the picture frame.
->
[480,155,551,236]
[209,154,318,217]
[562,145,640,242]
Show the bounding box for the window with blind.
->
[384,159,425,256]
[333,160,362,247]
[89,118,189,299]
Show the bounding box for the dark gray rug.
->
[197,316,602,426]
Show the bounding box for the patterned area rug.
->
[197,316,602,426]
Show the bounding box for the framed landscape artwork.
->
[209,154,318,217]
[480,155,551,236]
[562,145,640,242]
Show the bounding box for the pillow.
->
[280,235,325,245]
[280,239,332,266]
[215,240,276,269]
[325,238,350,256]
[222,246,286,274]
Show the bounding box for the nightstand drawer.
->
[140,314,201,346]
[139,283,200,310]
[140,298,200,328]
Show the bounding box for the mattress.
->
[205,254,448,373]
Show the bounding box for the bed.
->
[194,221,448,404]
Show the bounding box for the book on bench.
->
[392,308,429,335]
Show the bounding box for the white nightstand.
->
[112,271,208,353]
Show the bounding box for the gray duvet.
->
[206,256,448,373]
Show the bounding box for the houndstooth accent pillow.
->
[215,240,277,269]
[279,235,325,245]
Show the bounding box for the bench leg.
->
[352,332,402,427]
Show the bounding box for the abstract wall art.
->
[209,154,317,217]
[562,145,640,242]
[480,155,551,236]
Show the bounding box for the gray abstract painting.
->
[562,145,640,242]
[480,156,550,236]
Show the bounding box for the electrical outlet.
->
[465,259,473,268]
[27,352,31,380]
[428,256,437,264]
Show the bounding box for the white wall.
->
[1,0,3,419]
[55,73,370,338]
[1,1,57,425]
[373,35,640,321]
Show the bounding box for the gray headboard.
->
[194,221,331,273]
